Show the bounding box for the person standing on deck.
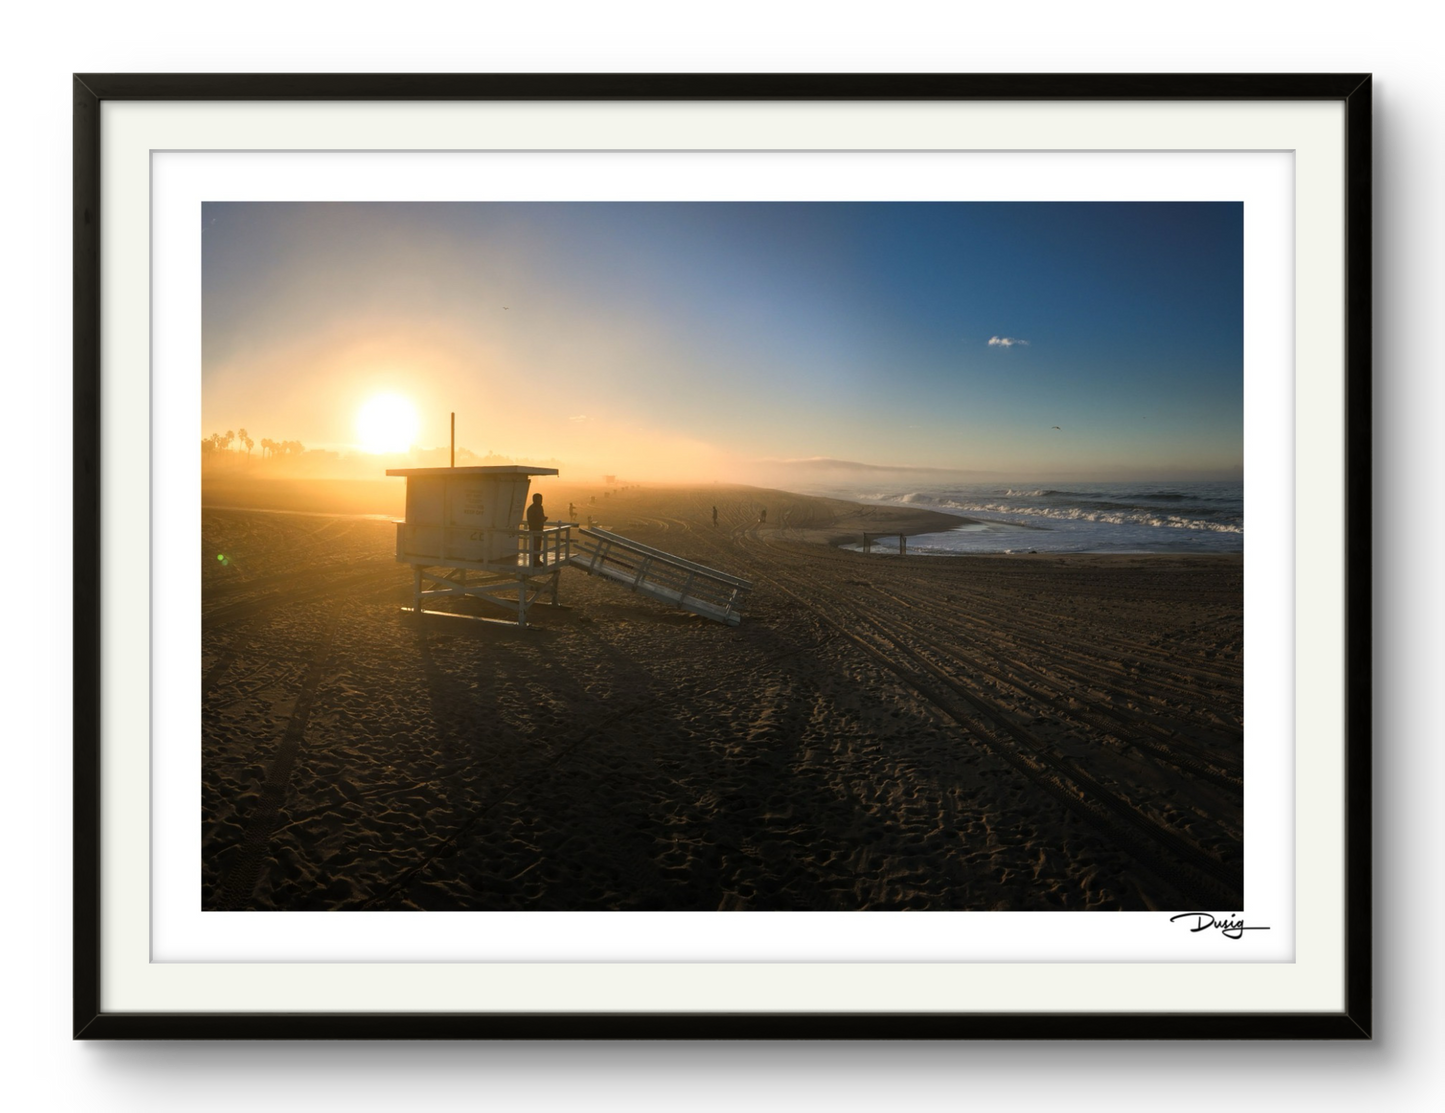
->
[527,493,547,567]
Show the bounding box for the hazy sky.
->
[202,201,1243,482]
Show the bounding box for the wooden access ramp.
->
[566,527,752,625]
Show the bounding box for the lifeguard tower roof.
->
[385,465,558,478]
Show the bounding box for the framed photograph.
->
[74,73,1371,1038]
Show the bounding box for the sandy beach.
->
[202,482,1243,912]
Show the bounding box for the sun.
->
[356,393,419,454]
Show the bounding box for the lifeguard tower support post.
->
[386,465,570,627]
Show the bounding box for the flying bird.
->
[1052,425,1061,430]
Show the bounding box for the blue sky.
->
[203,201,1243,481]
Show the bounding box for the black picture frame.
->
[74,72,1372,1040]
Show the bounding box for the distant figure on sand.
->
[568,501,575,519]
[712,505,718,527]
[758,507,767,524]
[526,493,547,566]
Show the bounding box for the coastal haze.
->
[202,202,1245,912]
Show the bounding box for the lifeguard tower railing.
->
[396,522,574,627]
[395,521,574,571]
[568,527,752,626]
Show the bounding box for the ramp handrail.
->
[578,528,753,588]
[569,527,752,624]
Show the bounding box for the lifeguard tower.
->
[386,465,754,627]
[386,465,570,627]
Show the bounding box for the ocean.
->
[834,481,1243,555]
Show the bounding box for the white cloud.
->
[988,336,1029,348]
[568,414,588,421]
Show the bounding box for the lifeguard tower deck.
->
[386,466,751,627]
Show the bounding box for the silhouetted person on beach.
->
[526,493,547,567]
[758,507,767,524]
[712,505,718,527]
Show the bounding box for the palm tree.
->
[240,430,254,459]
[223,430,235,452]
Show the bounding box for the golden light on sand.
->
[356,393,419,454]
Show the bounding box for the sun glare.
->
[356,393,419,454]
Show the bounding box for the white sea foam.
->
[835,480,1243,555]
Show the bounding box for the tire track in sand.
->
[668,512,1243,907]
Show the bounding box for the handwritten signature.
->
[1170,912,1271,940]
